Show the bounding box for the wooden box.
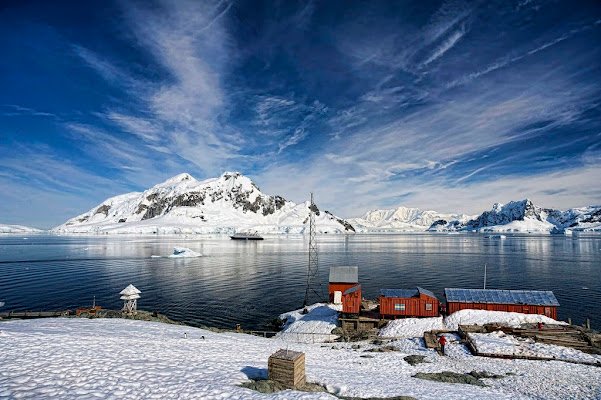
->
[268,349,306,388]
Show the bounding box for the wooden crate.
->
[268,349,305,388]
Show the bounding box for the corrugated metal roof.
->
[380,287,439,300]
[329,266,358,283]
[444,288,559,306]
[380,288,418,298]
[343,284,361,295]
[417,287,437,299]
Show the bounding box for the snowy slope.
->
[427,200,601,233]
[276,303,342,343]
[461,200,601,233]
[1,318,600,399]
[0,224,43,234]
[348,206,474,232]
[52,172,355,235]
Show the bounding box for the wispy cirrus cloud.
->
[1,104,56,118]
[1,0,599,228]
[74,0,239,174]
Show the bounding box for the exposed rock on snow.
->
[168,247,202,258]
[348,200,601,233]
[444,309,565,331]
[455,200,601,233]
[0,224,43,234]
[52,172,355,235]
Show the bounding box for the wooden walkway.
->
[458,324,601,367]
[0,310,70,319]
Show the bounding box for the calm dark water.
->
[0,234,600,330]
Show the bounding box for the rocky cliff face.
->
[53,172,355,234]
[432,199,601,233]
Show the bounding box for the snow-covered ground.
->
[1,318,600,399]
[276,303,341,343]
[377,311,564,338]
[470,331,601,364]
[444,309,565,331]
[0,224,43,234]
[379,317,445,337]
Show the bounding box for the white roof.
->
[120,284,141,296]
[120,294,141,300]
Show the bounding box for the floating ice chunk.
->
[168,247,202,258]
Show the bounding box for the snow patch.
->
[444,309,565,331]
[470,331,601,364]
[379,317,445,338]
[276,303,341,343]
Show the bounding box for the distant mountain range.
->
[0,224,42,234]
[354,199,601,233]
[4,172,600,235]
[348,207,474,232]
[52,172,355,234]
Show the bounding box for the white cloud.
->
[74,0,237,174]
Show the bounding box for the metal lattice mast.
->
[303,192,321,307]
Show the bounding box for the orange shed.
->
[444,288,559,319]
[329,266,358,303]
[341,285,361,315]
[379,287,439,318]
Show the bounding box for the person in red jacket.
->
[438,335,447,355]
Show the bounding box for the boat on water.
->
[230,232,264,240]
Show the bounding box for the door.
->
[544,307,551,317]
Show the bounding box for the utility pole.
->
[303,193,321,307]
[483,264,487,290]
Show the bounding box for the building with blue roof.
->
[444,288,559,319]
[379,287,440,318]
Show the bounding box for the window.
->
[394,303,406,311]
[425,303,433,311]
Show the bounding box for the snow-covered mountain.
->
[434,199,601,233]
[0,224,43,234]
[348,206,474,232]
[53,172,355,235]
[347,200,601,234]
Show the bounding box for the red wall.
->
[329,283,358,301]
[342,286,361,314]
[379,296,439,318]
[446,302,557,319]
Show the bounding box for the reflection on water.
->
[0,234,599,330]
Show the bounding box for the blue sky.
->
[1,0,600,228]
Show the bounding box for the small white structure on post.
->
[120,284,141,314]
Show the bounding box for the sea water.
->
[0,233,599,330]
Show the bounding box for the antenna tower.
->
[303,192,322,307]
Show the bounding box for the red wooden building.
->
[444,288,559,319]
[379,287,440,318]
[329,266,358,303]
[341,285,361,315]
